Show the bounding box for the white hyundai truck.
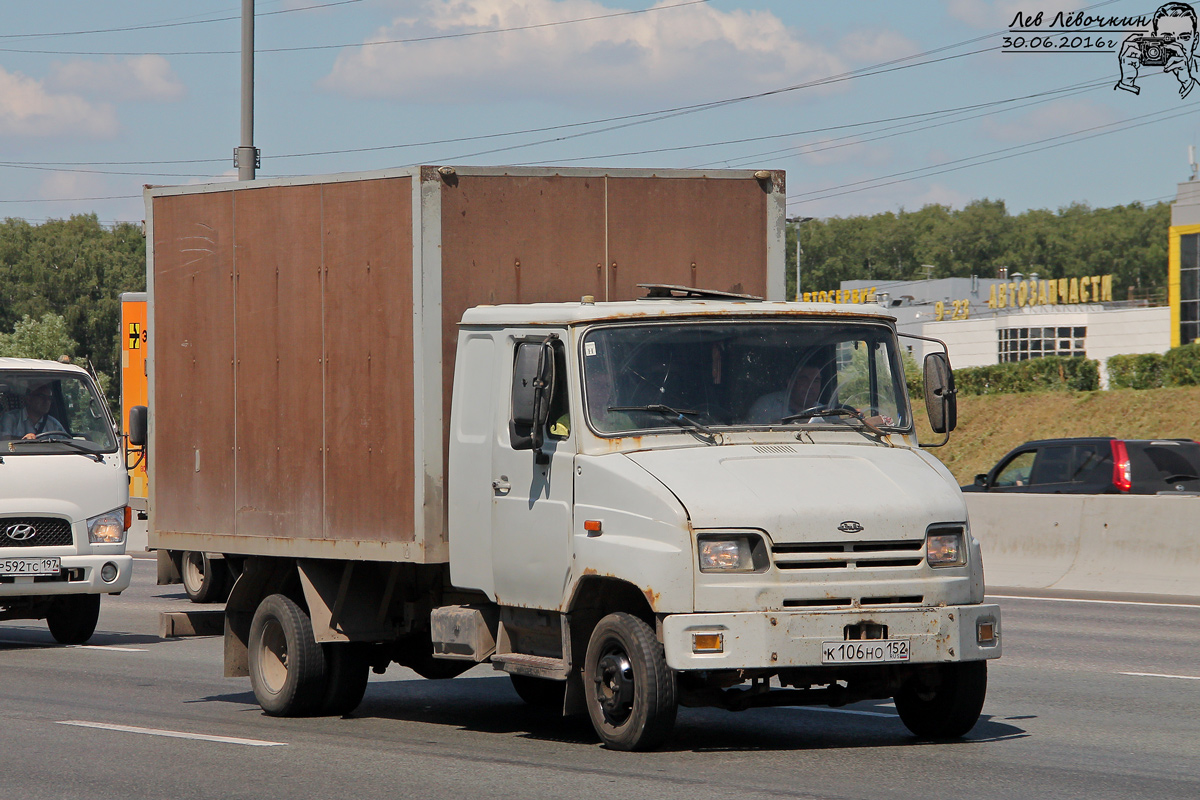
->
[0,358,133,643]
[137,167,1000,751]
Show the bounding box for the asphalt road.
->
[0,559,1196,800]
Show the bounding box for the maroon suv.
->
[963,437,1200,494]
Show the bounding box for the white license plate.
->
[0,557,62,576]
[822,639,910,664]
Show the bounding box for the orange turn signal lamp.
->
[692,632,724,654]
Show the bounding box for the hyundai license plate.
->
[0,557,61,576]
[822,639,910,664]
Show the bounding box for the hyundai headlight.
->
[697,532,768,573]
[87,509,126,544]
[926,527,965,567]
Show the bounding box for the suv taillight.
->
[1111,440,1132,492]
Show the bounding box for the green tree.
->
[0,313,78,361]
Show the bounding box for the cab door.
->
[490,333,574,610]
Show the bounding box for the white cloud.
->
[321,0,847,104]
[48,56,186,103]
[979,99,1119,142]
[799,137,892,167]
[0,67,118,137]
[37,170,107,202]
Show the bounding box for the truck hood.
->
[0,452,127,522]
[625,443,966,543]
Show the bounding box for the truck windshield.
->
[0,370,117,453]
[581,321,909,434]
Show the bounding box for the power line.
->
[0,0,711,56]
[788,103,1200,208]
[0,1,362,41]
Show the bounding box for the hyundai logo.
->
[5,523,37,541]
[837,520,864,534]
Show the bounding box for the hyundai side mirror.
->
[129,405,148,447]
[974,473,988,489]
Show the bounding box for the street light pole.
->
[236,0,259,181]
[787,216,815,301]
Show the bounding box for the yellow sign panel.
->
[801,287,878,304]
[985,274,1112,309]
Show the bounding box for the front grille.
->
[0,517,74,548]
[772,539,924,571]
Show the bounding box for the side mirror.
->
[509,339,555,459]
[974,473,988,489]
[129,405,148,447]
[923,352,957,434]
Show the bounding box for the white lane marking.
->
[1118,671,1200,681]
[68,645,147,652]
[57,721,287,747]
[988,594,1200,610]
[793,706,896,718]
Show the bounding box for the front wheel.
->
[582,612,677,751]
[248,594,327,716]
[894,660,988,738]
[46,594,101,644]
[181,551,228,603]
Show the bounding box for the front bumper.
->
[0,554,133,597]
[662,604,1001,671]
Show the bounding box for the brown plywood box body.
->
[145,166,786,564]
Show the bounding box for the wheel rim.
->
[182,552,205,593]
[593,642,635,726]
[256,618,289,695]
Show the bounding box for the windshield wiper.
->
[608,404,721,440]
[8,432,104,462]
[780,405,892,443]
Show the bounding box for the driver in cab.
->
[748,363,823,424]
[0,381,66,440]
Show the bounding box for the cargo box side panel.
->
[605,177,770,299]
[232,185,325,540]
[437,172,607,442]
[151,192,237,538]
[322,177,417,545]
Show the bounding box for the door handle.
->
[492,477,511,495]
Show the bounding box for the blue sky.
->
[1,0,1195,224]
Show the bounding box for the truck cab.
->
[0,358,133,643]
[444,295,1000,749]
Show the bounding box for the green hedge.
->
[953,356,1100,395]
[1107,352,1168,389]
[1105,344,1200,388]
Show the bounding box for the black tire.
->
[248,594,327,716]
[182,551,228,603]
[321,643,370,716]
[583,612,677,751]
[894,660,988,739]
[510,674,566,711]
[46,594,101,645]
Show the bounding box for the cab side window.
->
[547,341,570,439]
[994,451,1036,487]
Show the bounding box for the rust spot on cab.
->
[643,586,661,609]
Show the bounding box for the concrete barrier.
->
[965,494,1200,597]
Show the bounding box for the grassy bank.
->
[913,386,1200,485]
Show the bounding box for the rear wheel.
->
[894,661,988,738]
[583,612,677,751]
[46,594,101,644]
[248,594,327,716]
[181,551,228,603]
[510,674,566,711]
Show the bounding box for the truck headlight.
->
[926,527,965,567]
[87,510,126,544]
[697,532,768,573]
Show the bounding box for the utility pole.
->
[235,0,259,180]
[787,216,815,300]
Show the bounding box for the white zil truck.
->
[0,358,133,643]
[135,166,1000,750]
